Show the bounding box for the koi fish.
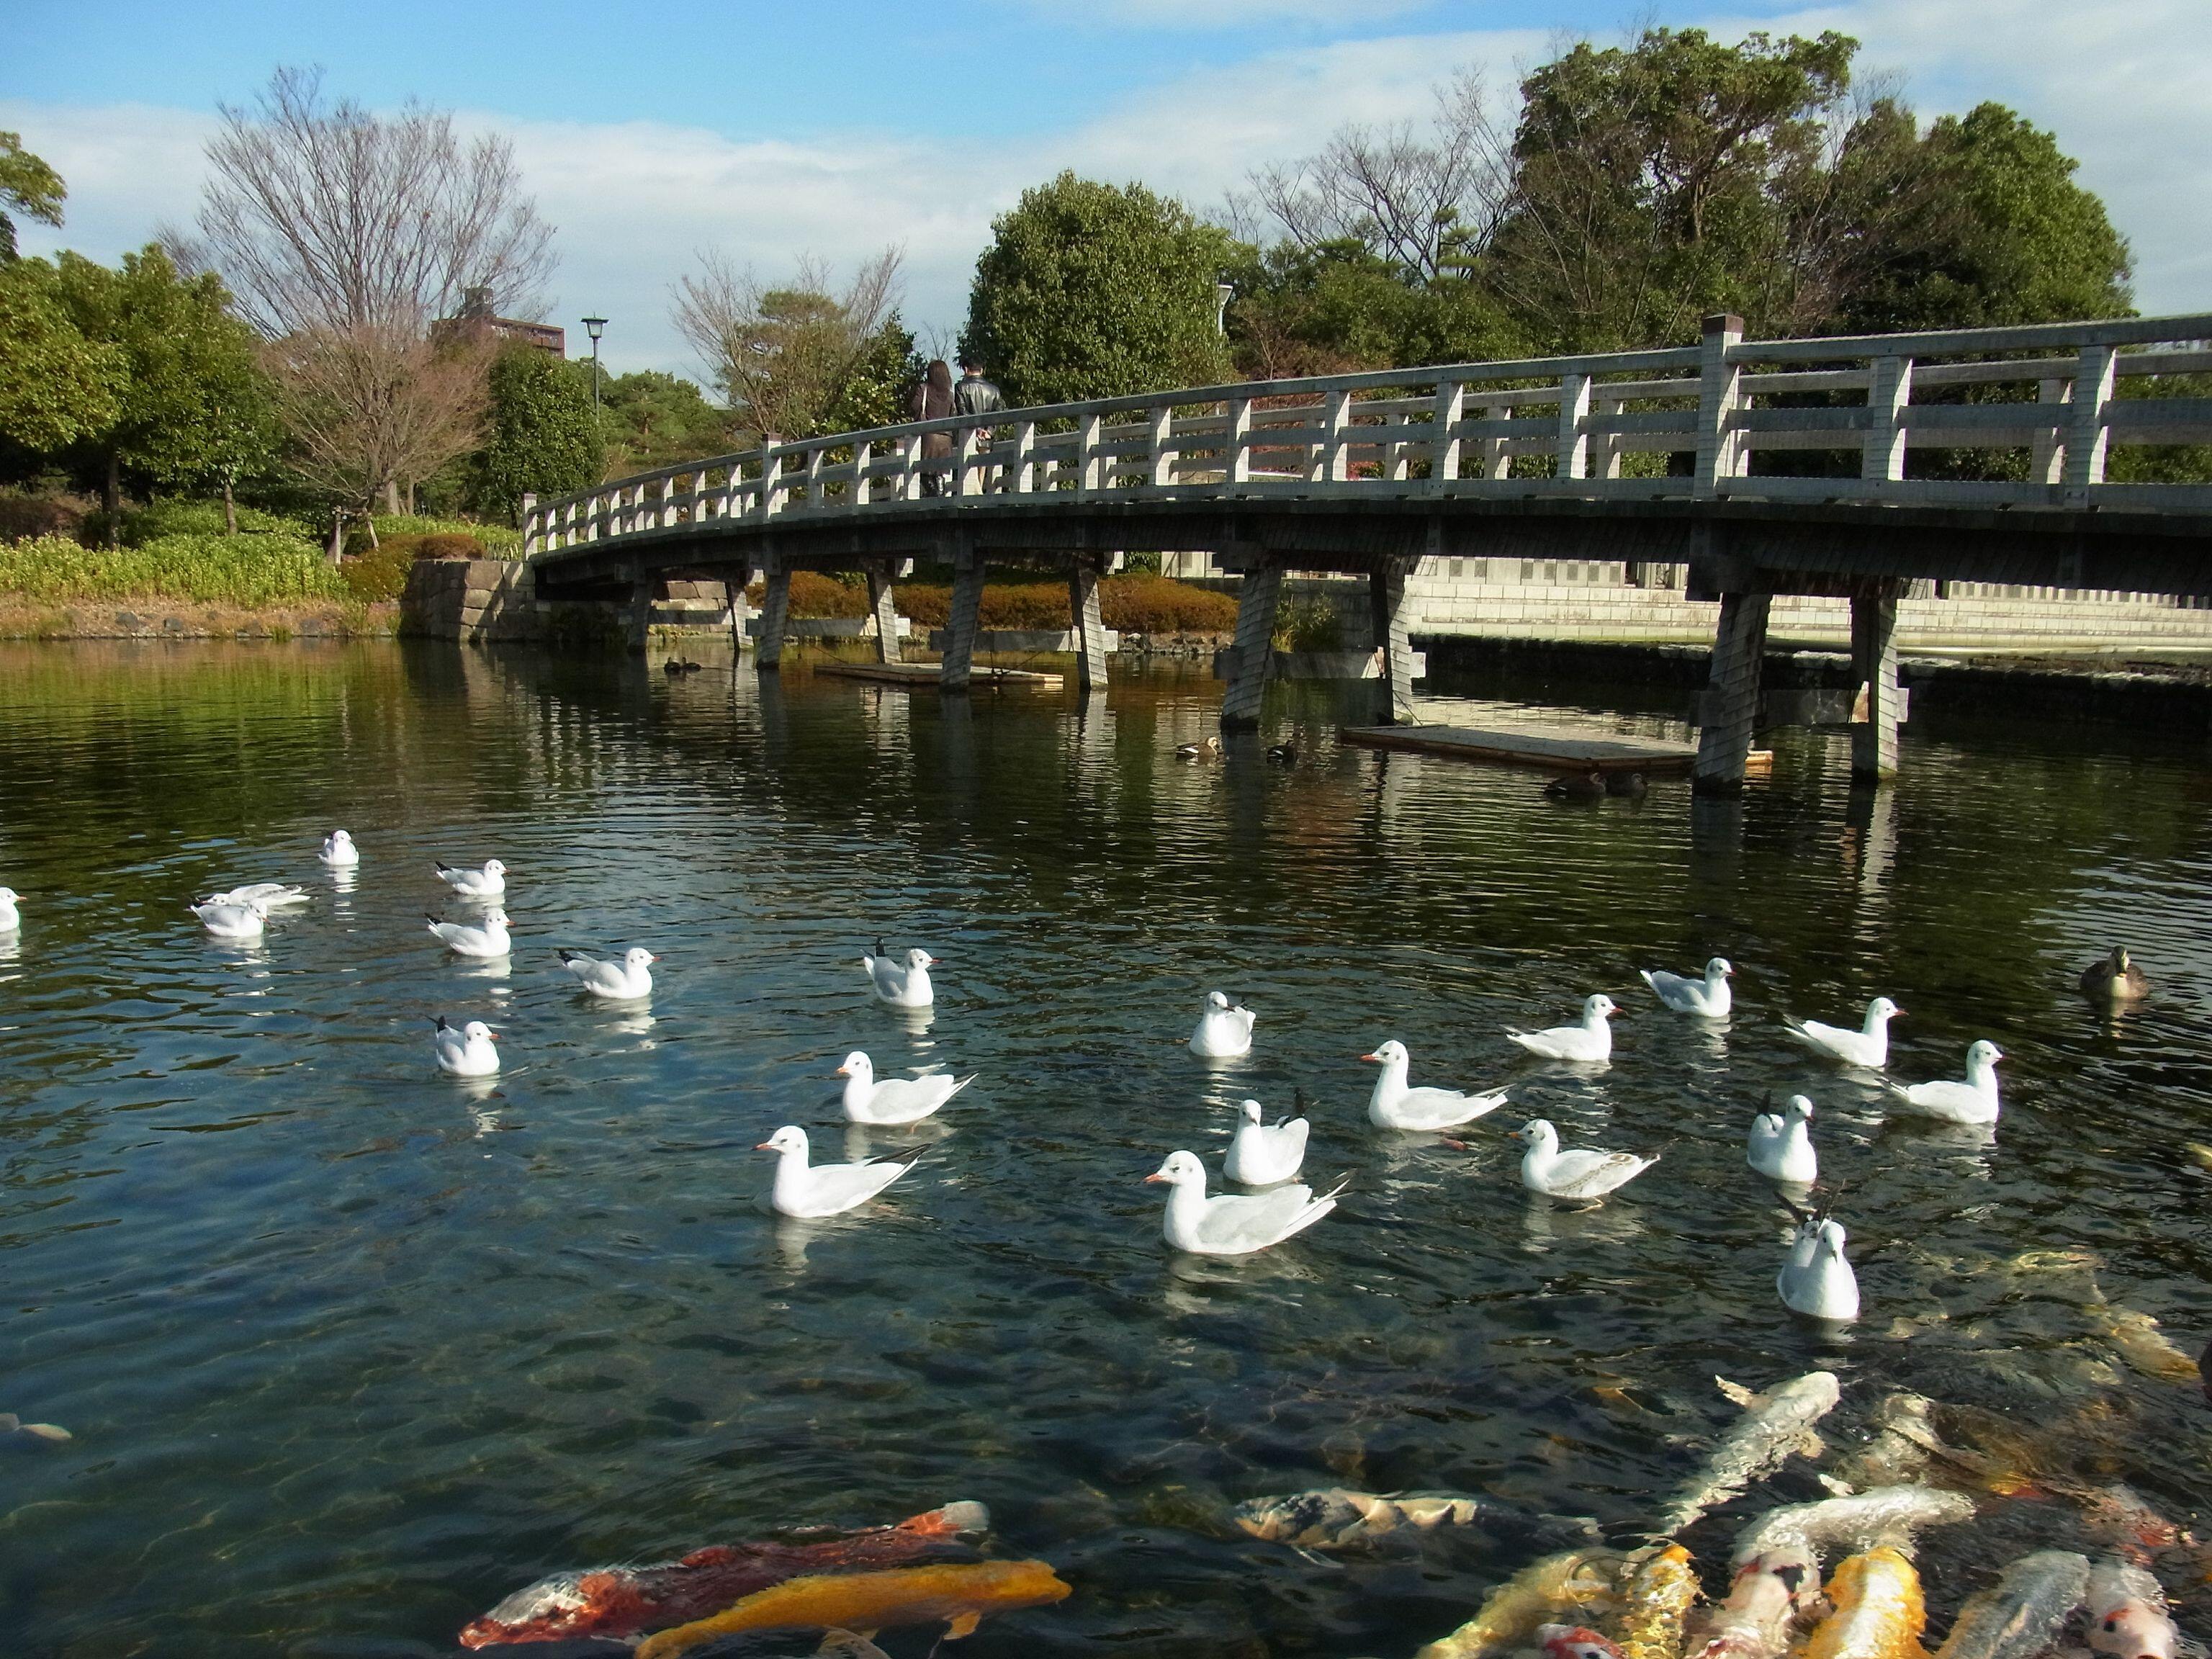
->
[1684,1547,1820,1659]
[630,1559,1071,1659]
[1233,1488,1600,1551]
[1545,1624,1629,1659]
[2086,1303,2200,1386]
[1730,1488,1974,1570]
[1657,1372,1840,1537]
[2085,1557,2178,1659]
[1801,1548,1928,1659]
[459,1501,988,1648]
[0,1413,71,1443]
[1416,1547,1627,1659]
[1607,1545,1701,1659]
[1931,1550,2089,1659]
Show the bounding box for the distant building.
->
[436,287,565,356]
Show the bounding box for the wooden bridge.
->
[525,310,2212,791]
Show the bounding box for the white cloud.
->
[6,0,2207,394]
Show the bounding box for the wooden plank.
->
[814,660,1063,689]
[1339,722,1697,773]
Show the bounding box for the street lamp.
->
[581,315,608,418]
[1215,281,1234,337]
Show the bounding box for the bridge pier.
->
[756,559,791,670]
[867,560,902,664]
[625,563,653,655]
[1692,592,1771,794]
[1069,560,1110,691]
[939,547,987,691]
[1370,557,1419,724]
[1851,582,1905,781]
[1220,558,1283,729]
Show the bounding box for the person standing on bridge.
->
[910,359,956,496]
[953,353,1006,493]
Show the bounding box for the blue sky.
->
[6,0,2206,383]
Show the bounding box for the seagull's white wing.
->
[799,1157,913,1214]
[1195,1184,1322,1250]
[1548,1149,1652,1198]
[1643,969,1699,1010]
[1395,1087,1507,1130]
[1506,1028,1567,1059]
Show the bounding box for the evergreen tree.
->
[470,346,603,523]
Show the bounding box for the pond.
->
[0,641,2206,1658]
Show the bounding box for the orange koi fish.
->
[631,1559,1072,1659]
[1802,1548,1928,1659]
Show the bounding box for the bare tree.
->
[672,248,903,441]
[1237,68,1518,282]
[194,67,556,513]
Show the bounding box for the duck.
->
[432,1016,500,1077]
[1266,742,1298,765]
[1545,770,1606,801]
[662,658,703,675]
[1224,1099,1308,1185]
[863,942,938,1008]
[1886,1039,2002,1124]
[1606,770,1648,798]
[1145,1149,1344,1256]
[319,830,360,868]
[427,908,511,958]
[2080,947,2149,1004]
[559,947,657,1000]
[757,1125,923,1218]
[1506,994,1618,1063]
[837,1051,975,1125]
[1783,997,1901,1069]
[1513,1119,1656,1202]
[1641,956,1733,1018]
[1748,1095,1817,1184]
[190,896,267,940]
[1190,991,1256,1058]
[436,858,507,898]
[1362,1039,1508,1130]
[0,886,19,932]
[1177,736,1223,760]
[1779,1216,1859,1320]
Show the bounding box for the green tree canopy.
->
[0,258,122,454]
[962,172,1234,405]
[470,346,603,521]
[0,132,66,263]
[823,313,925,434]
[1224,238,1524,377]
[598,369,734,475]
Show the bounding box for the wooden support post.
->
[1370,557,1419,724]
[1863,356,1912,482]
[2032,378,2069,483]
[1225,397,1252,485]
[1220,558,1284,729]
[1694,313,1746,497]
[726,569,751,655]
[1076,412,1105,495]
[1851,581,1904,781]
[626,563,653,655]
[1692,590,1771,794]
[755,559,791,670]
[867,561,902,665]
[1012,421,1037,494]
[1322,389,1353,482]
[520,493,539,557]
[1430,380,1464,493]
[1556,372,1592,480]
[2062,344,2116,498]
[1069,561,1110,691]
[940,546,986,690]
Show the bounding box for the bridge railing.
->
[524,313,2212,557]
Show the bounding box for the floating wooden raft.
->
[1339,722,1699,774]
[814,660,1064,689]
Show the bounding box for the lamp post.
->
[582,315,608,419]
[1215,281,1234,337]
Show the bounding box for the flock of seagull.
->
[8,834,2022,1324]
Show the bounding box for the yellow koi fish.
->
[631,1560,1071,1659]
[1610,1544,1701,1659]
[1416,1547,1626,1659]
[1802,1548,1928,1659]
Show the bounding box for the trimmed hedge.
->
[771,570,1238,633]
[0,531,349,606]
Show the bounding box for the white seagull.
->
[0,887,18,932]
[1190,992,1256,1058]
[1506,994,1619,1063]
[1146,1149,1343,1256]
[837,1051,976,1125]
[436,858,506,898]
[1779,1216,1860,1320]
[1514,1119,1657,1202]
[427,909,511,958]
[559,947,656,1000]
[1224,1099,1308,1184]
[1784,997,1901,1068]
[320,830,359,868]
[189,896,267,940]
[863,943,937,1008]
[432,1017,500,1077]
[757,1125,922,1218]
[1886,1040,2003,1125]
[1641,956,1734,1018]
[200,882,310,909]
[1748,1095,1818,1184]
[1361,1039,1508,1130]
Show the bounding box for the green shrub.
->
[1101,574,1237,634]
[783,570,871,619]
[120,498,317,546]
[0,531,348,606]
[1274,595,1346,652]
[349,514,522,559]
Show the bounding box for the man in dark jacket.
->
[953,354,1005,491]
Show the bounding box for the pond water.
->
[0,640,2207,1659]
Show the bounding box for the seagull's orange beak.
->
[1143,1172,1166,1183]
[834,1064,851,1076]
[1359,1052,1380,1063]
[754,1141,776,1151]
